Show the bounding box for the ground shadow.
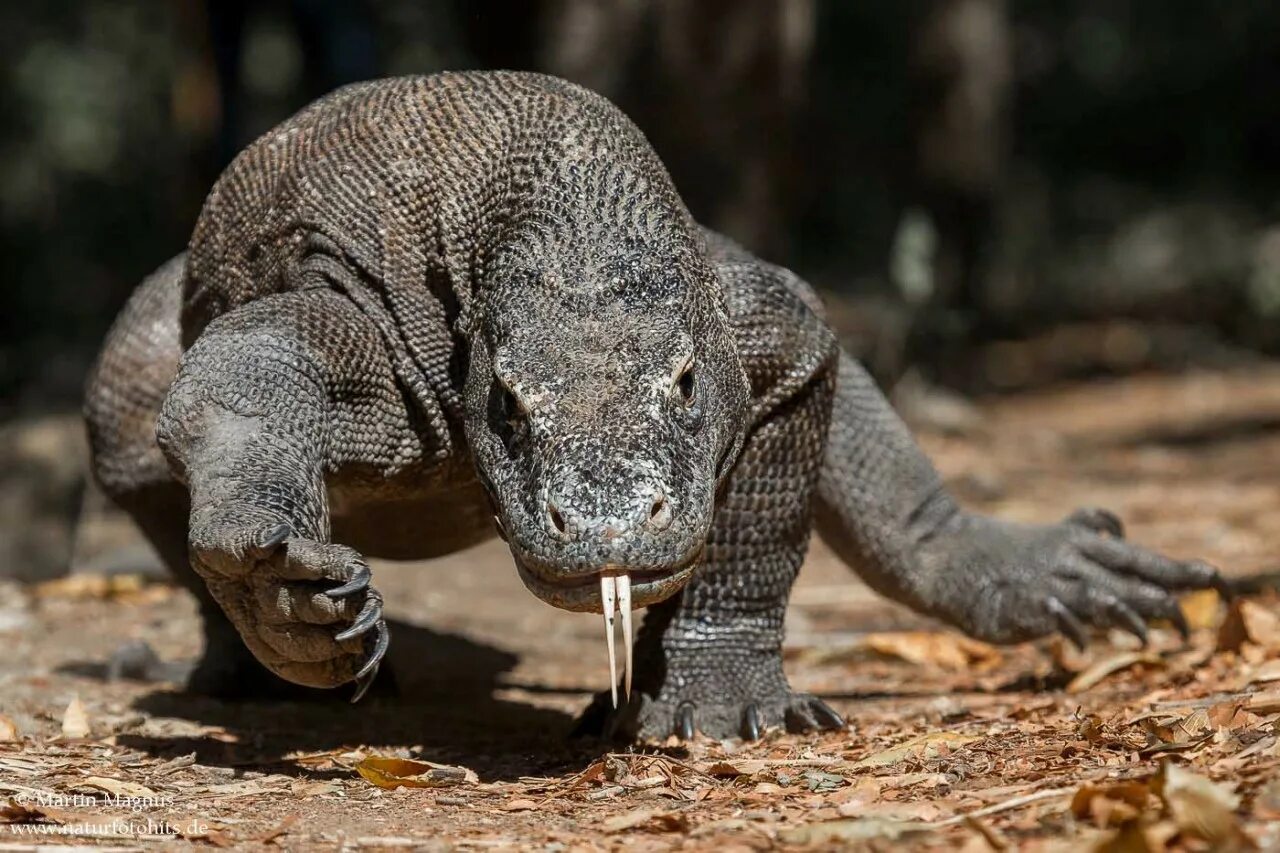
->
[63,618,603,782]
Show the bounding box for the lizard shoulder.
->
[704,229,837,416]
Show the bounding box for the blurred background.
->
[2,0,1279,579]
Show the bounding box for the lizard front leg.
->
[582,364,845,741]
[157,290,397,696]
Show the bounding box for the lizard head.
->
[464,238,751,621]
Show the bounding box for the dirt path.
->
[1,368,1278,850]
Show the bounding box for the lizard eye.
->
[501,386,524,425]
[673,358,696,407]
[494,377,528,433]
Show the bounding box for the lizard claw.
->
[335,591,383,642]
[327,561,371,598]
[1100,593,1149,646]
[741,703,762,740]
[353,619,390,683]
[1067,507,1125,539]
[808,698,846,730]
[1210,569,1235,602]
[1168,603,1191,641]
[677,702,696,740]
[350,662,380,703]
[1046,595,1089,651]
[254,522,292,553]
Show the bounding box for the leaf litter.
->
[4,369,1280,849]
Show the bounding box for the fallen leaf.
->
[853,731,980,768]
[1246,689,1280,714]
[1179,589,1222,631]
[778,817,930,844]
[1071,781,1151,828]
[1253,776,1280,821]
[1093,819,1171,853]
[34,573,146,600]
[601,807,689,833]
[1247,659,1280,685]
[206,779,278,797]
[804,770,847,792]
[1206,702,1254,731]
[863,631,1002,671]
[0,799,55,825]
[1217,599,1280,653]
[0,715,18,742]
[502,798,537,811]
[1067,652,1163,694]
[60,695,90,738]
[252,814,299,844]
[79,777,158,799]
[355,756,477,790]
[1152,761,1247,847]
[290,779,339,798]
[705,759,766,777]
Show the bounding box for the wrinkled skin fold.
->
[84,71,1228,741]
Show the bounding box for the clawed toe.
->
[256,522,292,551]
[335,592,383,642]
[742,703,762,740]
[327,561,371,598]
[677,701,695,740]
[350,619,390,702]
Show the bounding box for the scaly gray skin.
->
[85,71,1226,740]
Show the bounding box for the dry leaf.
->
[34,573,146,600]
[1179,589,1222,631]
[705,759,766,777]
[1246,690,1280,714]
[854,731,980,768]
[60,695,90,738]
[1093,819,1170,853]
[1247,659,1280,685]
[1072,781,1151,828]
[0,715,19,742]
[1067,652,1163,694]
[0,799,55,825]
[79,777,158,799]
[1217,600,1280,653]
[502,798,537,811]
[252,814,299,844]
[778,817,930,844]
[863,631,1002,671]
[1253,776,1280,821]
[1152,761,1246,847]
[290,779,339,798]
[601,807,689,833]
[355,756,477,790]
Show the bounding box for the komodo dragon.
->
[85,71,1226,740]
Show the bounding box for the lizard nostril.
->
[647,494,673,530]
[547,501,569,537]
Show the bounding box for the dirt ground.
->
[2,366,1280,850]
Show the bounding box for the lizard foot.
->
[189,514,390,698]
[575,688,844,741]
[920,507,1230,649]
[573,644,846,741]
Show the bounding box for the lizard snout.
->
[544,479,673,541]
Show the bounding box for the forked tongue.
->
[600,572,633,708]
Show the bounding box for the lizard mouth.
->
[512,549,702,708]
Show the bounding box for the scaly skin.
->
[85,71,1226,740]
